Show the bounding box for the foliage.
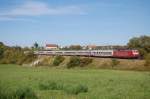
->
[127,35,150,57]
[144,53,150,66]
[53,55,65,66]
[39,81,59,90]
[0,42,5,59]
[37,57,50,66]
[67,56,93,68]
[38,80,88,95]
[23,51,37,64]
[0,42,36,65]
[67,56,81,68]
[64,84,88,95]
[33,42,39,50]
[31,42,44,51]
[69,45,82,50]
[0,85,38,99]
[0,46,24,64]
[80,58,93,67]
[14,87,38,99]
[111,59,120,68]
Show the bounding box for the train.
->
[34,49,140,59]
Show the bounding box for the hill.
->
[29,56,150,71]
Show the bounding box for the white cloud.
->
[0,17,20,21]
[0,1,86,21]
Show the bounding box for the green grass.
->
[0,64,150,99]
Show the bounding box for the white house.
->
[45,44,59,50]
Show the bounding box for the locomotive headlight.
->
[132,50,139,55]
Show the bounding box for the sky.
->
[0,0,150,47]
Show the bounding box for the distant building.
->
[87,45,128,50]
[87,45,97,50]
[45,44,59,50]
[95,45,128,50]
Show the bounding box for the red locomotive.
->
[113,50,139,58]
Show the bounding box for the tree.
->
[33,42,39,50]
[67,56,80,68]
[127,35,150,57]
[0,42,36,65]
[0,43,4,59]
[144,53,150,66]
[69,45,82,50]
[53,56,65,66]
[34,42,38,48]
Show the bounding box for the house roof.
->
[87,45,96,48]
[46,44,58,47]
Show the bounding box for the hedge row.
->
[67,56,93,68]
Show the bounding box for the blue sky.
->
[0,0,150,47]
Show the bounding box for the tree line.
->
[0,42,36,65]
[0,35,150,66]
[127,35,150,66]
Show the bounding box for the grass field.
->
[0,64,150,99]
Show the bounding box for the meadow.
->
[0,64,150,99]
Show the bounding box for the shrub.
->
[75,84,88,93]
[14,87,38,99]
[111,59,120,68]
[144,53,150,66]
[67,57,93,68]
[0,86,38,99]
[0,48,37,65]
[23,51,37,64]
[39,81,63,90]
[67,56,80,68]
[38,80,88,95]
[100,62,110,68]
[37,57,51,66]
[0,85,6,99]
[53,56,65,66]
[64,84,88,95]
[80,58,93,67]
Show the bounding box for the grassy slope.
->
[36,56,149,71]
[0,64,150,99]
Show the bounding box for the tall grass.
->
[14,87,38,99]
[0,64,150,99]
[64,84,88,95]
[0,85,38,99]
[38,80,88,95]
[39,81,63,90]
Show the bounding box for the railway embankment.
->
[28,56,150,71]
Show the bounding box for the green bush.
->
[67,56,80,68]
[0,46,36,65]
[111,59,120,68]
[39,81,63,90]
[67,57,93,68]
[144,53,150,66]
[14,87,38,99]
[38,80,88,95]
[0,86,38,99]
[80,58,93,67]
[53,55,65,66]
[64,84,88,95]
[23,51,37,64]
[37,57,51,66]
